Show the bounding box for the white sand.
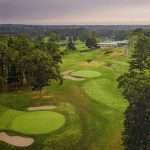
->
[63,75,85,81]
[0,132,34,147]
[27,105,56,111]
[61,70,75,75]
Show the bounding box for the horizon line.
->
[0,23,150,26]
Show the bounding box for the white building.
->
[97,40,129,48]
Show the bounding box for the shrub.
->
[104,50,113,55]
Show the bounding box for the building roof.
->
[97,40,129,46]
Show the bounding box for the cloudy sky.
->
[0,0,149,25]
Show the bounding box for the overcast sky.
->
[0,0,149,25]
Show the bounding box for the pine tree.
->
[117,34,150,150]
[129,36,150,71]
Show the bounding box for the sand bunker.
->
[27,105,56,111]
[0,132,34,147]
[61,70,75,75]
[80,61,100,67]
[63,75,85,81]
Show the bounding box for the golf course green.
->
[0,47,129,150]
[0,105,65,135]
[70,70,102,78]
[11,111,65,135]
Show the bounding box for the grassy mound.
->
[11,111,65,135]
[70,70,102,78]
[83,78,127,109]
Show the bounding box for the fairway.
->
[70,70,102,78]
[11,111,65,135]
[0,46,129,149]
[83,79,127,109]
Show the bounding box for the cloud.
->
[0,0,149,24]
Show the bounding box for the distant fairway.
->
[43,37,89,51]
[71,70,102,78]
[11,111,65,135]
[75,40,89,51]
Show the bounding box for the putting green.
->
[71,70,102,78]
[11,111,65,135]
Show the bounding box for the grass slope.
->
[83,78,127,109]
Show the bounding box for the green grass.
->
[75,40,89,51]
[0,106,24,130]
[43,37,49,43]
[83,78,127,109]
[60,47,129,150]
[43,37,89,52]
[0,105,65,135]
[71,70,102,78]
[0,46,130,150]
[11,111,65,135]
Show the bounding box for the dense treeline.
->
[0,34,63,96]
[0,24,150,41]
[117,29,150,150]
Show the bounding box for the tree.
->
[80,29,96,41]
[24,50,62,98]
[49,33,61,42]
[46,41,63,63]
[85,37,97,48]
[129,36,150,71]
[128,28,144,51]
[117,35,150,150]
[117,70,150,150]
[67,38,76,51]
[7,36,33,87]
[0,42,8,90]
